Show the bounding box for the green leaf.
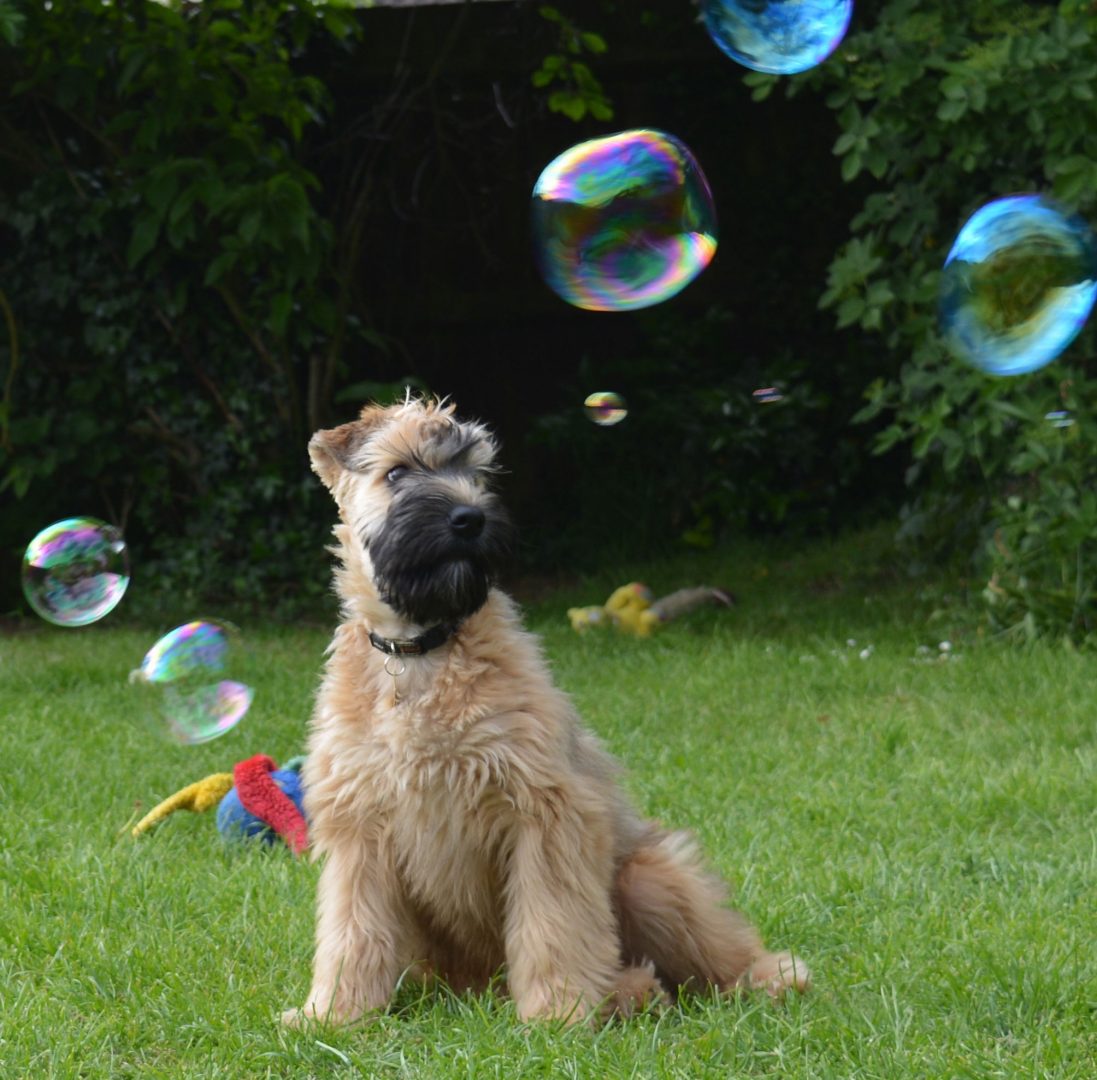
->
[836,295,866,328]
[0,5,25,46]
[126,214,160,268]
[833,131,858,155]
[145,166,181,218]
[936,98,967,122]
[203,250,239,286]
[239,209,263,245]
[117,48,147,93]
[269,291,293,335]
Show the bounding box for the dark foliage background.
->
[1,0,894,616]
[7,0,1094,641]
[755,0,1097,642]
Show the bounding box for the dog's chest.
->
[372,712,512,923]
[389,786,506,924]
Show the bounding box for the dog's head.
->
[309,397,512,626]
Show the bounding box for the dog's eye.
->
[386,466,408,484]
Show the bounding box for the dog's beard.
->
[369,489,511,626]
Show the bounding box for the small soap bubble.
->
[133,620,253,745]
[940,194,1097,376]
[584,391,628,426]
[21,517,130,627]
[752,386,785,404]
[1045,410,1075,428]
[703,0,853,75]
[532,129,718,312]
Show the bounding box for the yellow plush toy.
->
[567,605,610,633]
[131,772,235,837]
[570,582,733,638]
[604,583,659,637]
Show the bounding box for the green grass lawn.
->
[1,530,1094,1077]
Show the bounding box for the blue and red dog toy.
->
[132,753,308,854]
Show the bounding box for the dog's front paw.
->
[281,1003,336,1029]
[280,1005,312,1030]
[516,985,599,1026]
[280,998,365,1029]
[742,950,811,999]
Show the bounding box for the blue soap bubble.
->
[702,0,853,75]
[939,195,1097,377]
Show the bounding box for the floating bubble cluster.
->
[940,195,1097,376]
[134,621,253,745]
[532,129,718,312]
[584,391,629,426]
[702,0,853,75]
[21,517,130,627]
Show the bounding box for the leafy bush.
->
[0,0,358,612]
[532,5,613,122]
[747,0,1097,640]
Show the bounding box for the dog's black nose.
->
[449,505,485,539]
[445,506,484,539]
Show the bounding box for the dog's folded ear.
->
[308,406,386,490]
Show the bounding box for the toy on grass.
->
[568,582,734,638]
[216,754,308,854]
[131,753,308,854]
[603,583,656,635]
[567,605,610,633]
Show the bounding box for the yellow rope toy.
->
[131,772,235,837]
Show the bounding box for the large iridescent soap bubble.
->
[939,194,1097,377]
[532,129,718,312]
[131,620,253,745]
[21,517,130,626]
[702,0,854,75]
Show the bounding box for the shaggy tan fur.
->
[284,398,809,1027]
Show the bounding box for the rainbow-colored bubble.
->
[140,620,229,683]
[135,620,252,745]
[703,0,853,75]
[939,195,1097,377]
[21,517,130,627]
[532,129,718,312]
[161,680,253,747]
[584,391,628,426]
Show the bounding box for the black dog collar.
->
[368,622,458,658]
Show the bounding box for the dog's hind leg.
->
[614,829,810,999]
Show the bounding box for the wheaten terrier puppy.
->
[284,397,808,1026]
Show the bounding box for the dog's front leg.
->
[284,835,409,1027]
[504,805,621,1023]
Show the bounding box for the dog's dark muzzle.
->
[370,487,512,624]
